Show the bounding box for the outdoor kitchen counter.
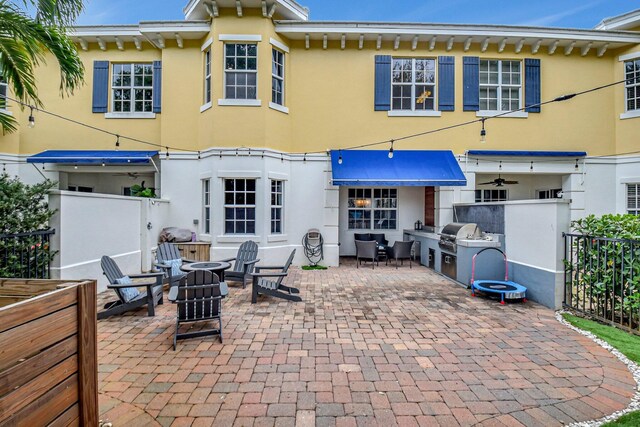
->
[403,229,504,287]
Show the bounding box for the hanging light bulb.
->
[281,153,284,162]
[165,146,169,159]
[261,151,264,159]
[338,150,343,165]
[101,162,105,167]
[388,141,394,159]
[530,161,534,172]
[197,151,201,160]
[480,119,486,144]
[475,158,479,166]
[28,107,36,128]
[575,159,579,170]
[235,149,238,156]
[219,151,222,159]
[499,160,502,171]
[74,165,78,170]
[2,163,5,173]
[115,135,120,150]
[303,153,307,163]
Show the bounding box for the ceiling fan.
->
[478,174,519,187]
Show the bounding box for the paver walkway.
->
[97,260,636,426]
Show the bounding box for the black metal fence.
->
[563,232,640,333]
[0,229,55,279]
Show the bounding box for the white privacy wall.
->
[49,191,154,292]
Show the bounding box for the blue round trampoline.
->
[470,248,527,305]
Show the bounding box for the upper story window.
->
[475,189,508,203]
[272,49,285,106]
[392,58,435,111]
[479,60,521,112]
[224,43,257,100]
[0,75,7,110]
[204,49,212,105]
[628,184,640,215]
[224,178,256,234]
[112,63,153,113]
[625,59,640,112]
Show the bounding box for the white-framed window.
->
[203,179,211,234]
[537,188,562,199]
[224,178,256,234]
[270,179,284,234]
[392,58,436,111]
[204,48,212,104]
[348,188,398,230]
[67,185,93,193]
[0,75,7,110]
[475,189,508,202]
[627,184,640,215]
[224,43,257,100]
[272,49,285,106]
[112,63,153,113]
[479,60,521,112]
[625,59,640,112]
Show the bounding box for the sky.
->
[76,0,640,28]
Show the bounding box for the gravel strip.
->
[556,310,640,427]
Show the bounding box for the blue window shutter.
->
[525,58,541,113]
[463,57,480,111]
[438,56,455,112]
[153,61,162,113]
[374,55,391,111]
[92,61,109,113]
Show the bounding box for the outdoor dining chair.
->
[251,249,301,303]
[99,255,165,319]
[173,270,223,350]
[355,240,378,269]
[385,241,414,268]
[217,240,259,288]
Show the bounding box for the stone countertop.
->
[403,229,501,248]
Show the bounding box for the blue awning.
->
[330,150,466,186]
[27,150,159,164]
[467,150,587,157]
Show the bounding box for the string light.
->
[115,135,120,150]
[281,153,284,162]
[197,151,201,160]
[219,151,222,159]
[74,165,78,169]
[338,150,343,165]
[499,161,502,171]
[575,159,579,170]
[2,164,5,173]
[388,140,394,159]
[165,147,169,159]
[235,149,238,156]
[101,162,105,167]
[480,119,486,144]
[28,107,35,128]
[303,153,307,162]
[530,161,534,171]
[261,151,264,159]
[475,158,479,166]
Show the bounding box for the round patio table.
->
[181,261,231,282]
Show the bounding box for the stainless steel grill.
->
[438,222,482,254]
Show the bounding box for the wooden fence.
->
[0,278,98,426]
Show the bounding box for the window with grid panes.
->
[112,63,153,112]
[224,43,257,100]
[203,179,211,234]
[224,179,256,234]
[391,58,436,111]
[348,188,397,230]
[479,60,521,112]
[270,180,284,234]
[625,59,640,112]
[475,189,508,202]
[272,49,285,106]
[537,189,562,199]
[204,49,212,104]
[627,184,640,215]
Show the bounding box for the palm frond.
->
[0,110,18,134]
[34,0,84,27]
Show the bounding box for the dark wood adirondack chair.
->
[155,242,197,288]
[99,255,165,319]
[173,270,223,350]
[251,249,301,303]
[218,240,259,288]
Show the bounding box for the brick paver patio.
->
[97,260,636,426]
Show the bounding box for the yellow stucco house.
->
[1,0,639,307]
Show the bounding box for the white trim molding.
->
[620,110,640,120]
[388,110,442,117]
[476,110,529,119]
[216,170,262,178]
[619,51,640,62]
[201,37,213,51]
[200,101,212,112]
[218,34,262,42]
[104,112,156,119]
[269,37,290,53]
[218,99,262,107]
[267,234,288,243]
[217,235,261,243]
[269,102,289,114]
[267,172,289,180]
